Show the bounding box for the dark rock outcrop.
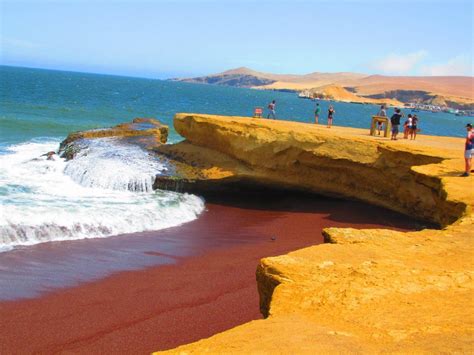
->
[172,74,276,88]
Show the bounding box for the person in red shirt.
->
[267,100,276,119]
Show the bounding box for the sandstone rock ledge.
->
[59,118,168,160]
[154,114,473,354]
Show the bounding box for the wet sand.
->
[0,195,422,354]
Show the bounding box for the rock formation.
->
[59,118,168,160]
[151,113,473,353]
[56,113,473,352]
[154,114,467,227]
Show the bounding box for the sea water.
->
[0,65,470,251]
[0,139,204,252]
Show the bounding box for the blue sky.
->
[1,0,472,78]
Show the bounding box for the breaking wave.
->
[0,139,204,251]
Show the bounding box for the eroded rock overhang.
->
[154,113,473,354]
[154,113,469,227]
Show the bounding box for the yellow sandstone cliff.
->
[153,114,473,354]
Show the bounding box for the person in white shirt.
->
[376,105,387,135]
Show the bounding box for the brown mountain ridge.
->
[172,67,474,109]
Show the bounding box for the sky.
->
[1,0,473,79]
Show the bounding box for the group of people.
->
[314,103,335,128]
[266,100,335,128]
[263,100,472,177]
[376,105,419,140]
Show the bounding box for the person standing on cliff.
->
[410,114,419,140]
[461,123,473,177]
[377,105,387,135]
[267,100,276,119]
[390,108,403,140]
[403,114,413,139]
[314,103,321,124]
[327,105,335,128]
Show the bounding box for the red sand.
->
[0,199,418,354]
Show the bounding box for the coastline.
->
[0,195,419,354]
[156,114,473,354]
[174,67,474,111]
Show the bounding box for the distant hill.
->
[172,67,474,109]
[304,84,402,106]
[173,67,367,89]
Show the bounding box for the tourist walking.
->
[267,100,276,119]
[314,103,321,124]
[461,123,473,177]
[376,105,387,135]
[327,105,335,128]
[390,108,403,140]
[410,114,419,140]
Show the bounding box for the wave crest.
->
[0,140,204,251]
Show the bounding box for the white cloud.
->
[372,50,428,75]
[420,56,473,76]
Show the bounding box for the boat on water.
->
[298,92,312,100]
[455,111,474,117]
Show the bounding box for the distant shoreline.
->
[173,67,474,111]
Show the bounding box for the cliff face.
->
[152,113,473,354]
[162,225,473,354]
[156,114,467,227]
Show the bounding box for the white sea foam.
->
[64,138,165,192]
[0,140,204,251]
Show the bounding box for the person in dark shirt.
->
[410,114,419,140]
[390,108,403,140]
[327,105,335,128]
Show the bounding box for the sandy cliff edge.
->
[153,114,473,354]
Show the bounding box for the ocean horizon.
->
[2,65,471,145]
[0,64,470,253]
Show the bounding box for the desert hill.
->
[172,67,474,109]
[304,84,402,106]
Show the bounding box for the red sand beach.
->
[0,196,421,354]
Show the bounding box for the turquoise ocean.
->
[0,65,470,253]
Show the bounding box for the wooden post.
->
[384,119,391,138]
[370,116,390,137]
[370,117,376,135]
